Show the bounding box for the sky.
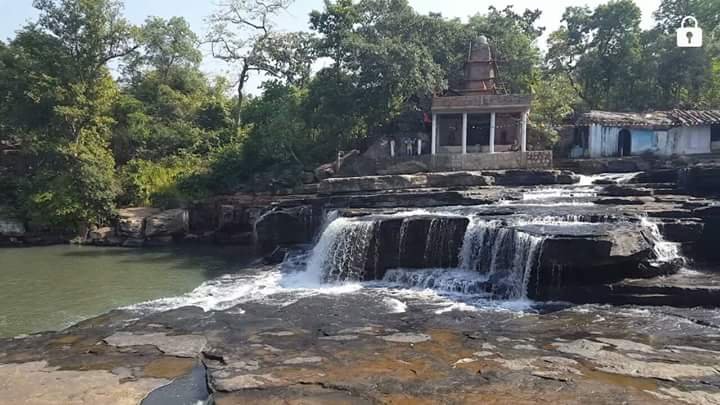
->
[0,0,663,92]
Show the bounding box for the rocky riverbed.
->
[2,166,720,404]
[2,282,720,404]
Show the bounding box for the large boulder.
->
[631,169,678,184]
[117,207,160,238]
[657,219,704,243]
[334,150,377,178]
[692,204,720,260]
[530,226,655,300]
[314,163,336,181]
[679,165,720,196]
[144,209,189,237]
[0,217,25,237]
[254,206,314,253]
[87,226,121,246]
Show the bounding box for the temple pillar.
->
[521,110,528,152]
[489,112,496,153]
[462,113,468,154]
[431,113,437,155]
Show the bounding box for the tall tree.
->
[547,0,643,111]
[206,0,293,127]
[0,0,140,230]
[124,16,201,83]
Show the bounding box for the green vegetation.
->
[1,0,719,232]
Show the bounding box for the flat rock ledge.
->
[104,332,207,358]
[0,361,169,405]
[2,299,720,404]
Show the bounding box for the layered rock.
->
[692,204,720,261]
[490,170,579,186]
[600,184,654,197]
[254,206,315,253]
[679,165,720,196]
[362,215,469,280]
[117,207,160,238]
[318,172,494,195]
[83,208,189,248]
[529,226,656,300]
[145,209,189,237]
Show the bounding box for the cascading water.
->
[577,172,641,186]
[457,218,545,299]
[639,216,683,264]
[300,212,547,301]
[382,269,491,296]
[300,217,375,285]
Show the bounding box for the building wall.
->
[666,127,711,155]
[587,124,711,158]
[630,130,657,154]
[712,125,720,151]
[588,124,619,157]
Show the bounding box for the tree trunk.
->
[236,62,250,128]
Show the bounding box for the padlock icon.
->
[677,16,702,47]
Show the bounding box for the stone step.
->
[539,269,720,307]
[542,283,720,307]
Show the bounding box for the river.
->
[2,175,720,403]
[0,245,253,337]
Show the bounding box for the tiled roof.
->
[578,110,720,127]
[668,109,720,126]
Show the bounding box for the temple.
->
[430,36,531,155]
[338,36,550,176]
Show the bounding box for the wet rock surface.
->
[3,292,720,404]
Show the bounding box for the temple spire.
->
[462,36,498,96]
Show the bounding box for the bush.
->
[22,140,120,231]
[119,155,206,208]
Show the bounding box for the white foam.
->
[639,216,682,263]
[434,302,479,314]
[577,172,641,186]
[127,271,285,313]
[383,297,408,313]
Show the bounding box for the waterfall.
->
[303,213,546,300]
[303,217,375,284]
[423,217,466,268]
[458,218,544,299]
[639,216,683,264]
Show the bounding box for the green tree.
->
[124,16,201,83]
[547,0,644,111]
[0,0,136,230]
[113,16,234,164]
[23,140,119,231]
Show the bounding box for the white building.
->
[571,110,720,158]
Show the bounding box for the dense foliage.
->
[0,0,718,231]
